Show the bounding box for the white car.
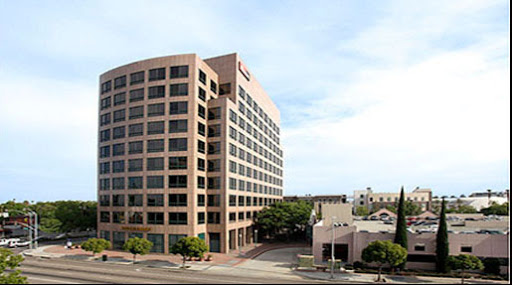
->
[1,238,20,247]
[7,240,30,248]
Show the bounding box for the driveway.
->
[238,246,312,273]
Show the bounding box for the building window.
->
[208,107,221,120]
[129,88,144,102]
[128,141,143,154]
[238,212,244,221]
[129,106,144,119]
[148,85,165,99]
[198,212,205,224]
[128,159,143,172]
[229,195,236,207]
[100,113,111,126]
[128,212,143,224]
[100,97,110,110]
[100,212,110,223]
[210,80,217,94]
[169,175,187,188]
[229,212,236,222]
[147,234,164,253]
[99,178,110,190]
[170,83,188,96]
[100,129,110,142]
[147,176,164,189]
[229,160,237,173]
[101,81,111,94]
[169,156,187,170]
[147,157,164,171]
[169,194,187,207]
[113,126,125,139]
[169,101,188,115]
[147,139,164,153]
[207,195,220,207]
[229,110,237,123]
[130,71,145,85]
[148,103,165,117]
[208,142,221,154]
[219,83,231,95]
[128,123,143,137]
[169,138,187,152]
[198,176,205,189]
[169,119,188,133]
[147,212,164,225]
[113,92,126,106]
[112,160,124,173]
[208,177,221,189]
[100,195,110,206]
[198,87,206,102]
[198,69,206,85]
[114,75,126,89]
[198,140,205,154]
[147,121,165,135]
[149,68,165,81]
[208,125,221,137]
[197,194,205,207]
[169,234,187,248]
[461,246,472,253]
[112,143,125,156]
[170,65,188,79]
[414,244,426,251]
[113,212,125,224]
[128,195,143,207]
[113,109,125,123]
[208,160,221,172]
[147,194,164,207]
[169,213,187,225]
[112,195,124,207]
[229,178,237,190]
[207,212,221,224]
[128,177,143,189]
[198,122,205,136]
[198,105,206,119]
[197,158,205,171]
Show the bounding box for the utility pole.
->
[330,216,337,279]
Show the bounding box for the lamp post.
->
[330,216,337,279]
[239,233,243,256]
[254,229,258,244]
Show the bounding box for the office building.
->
[354,187,432,213]
[97,53,284,253]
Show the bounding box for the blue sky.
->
[0,0,509,202]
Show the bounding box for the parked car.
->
[0,238,20,247]
[383,220,394,225]
[7,239,30,248]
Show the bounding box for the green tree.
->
[361,240,407,282]
[436,198,449,273]
[54,201,97,232]
[123,237,153,263]
[169,237,209,268]
[394,187,408,269]
[448,254,484,284]
[356,206,369,216]
[480,202,509,216]
[0,248,27,284]
[403,201,422,216]
[255,201,313,240]
[81,238,111,257]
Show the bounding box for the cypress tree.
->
[394,186,408,268]
[436,198,449,273]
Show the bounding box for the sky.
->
[0,0,509,202]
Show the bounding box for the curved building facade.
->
[97,53,284,253]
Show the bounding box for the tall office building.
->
[97,53,284,253]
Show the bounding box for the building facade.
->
[354,187,432,213]
[284,194,348,216]
[97,53,284,254]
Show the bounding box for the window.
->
[198,122,205,136]
[129,106,144,119]
[169,175,187,188]
[229,110,237,123]
[147,176,164,189]
[198,105,206,119]
[229,178,237,190]
[208,177,221,189]
[208,142,221,154]
[198,69,206,84]
[169,213,187,225]
[101,96,111,110]
[128,177,143,189]
[169,119,188,133]
[208,212,221,224]
[99,162,110,174]
[112,195,125,206]
[169,194,187,207]
[169,234,187,248]
[112,143,125,156]
[210,80,217,94]
[112,160,125,173]
[100,212,110,223]
[100,113,111,126]
[461,246,472,253]
[148,103,165,117]
[229,126,237,139]
[100,195,110,206]
[229,195,236,207]
[147,121,165,135]
[113,212,125,223]
[219,83,231,95]
[114,92,126,106]
[147,157,164,171]
[147,194,164,207]
[169,156,187,170]
[169,138,187,151]
[208,107,221,120]
[208,159,221,172]
[229,143,237,156]
[229,161,237,173]
[149,68,165,81]
[170,65,188,79]
[207,195,220,207]
[198,212,205,224]
[129,88,144,102]
[128,141,143,154]
[414,244,426,251]
[114,75,126,89]
[128,195,143,207]
[229,212,236,222]
[197,194,205,207]
[128,159,143,172]
[128,212,143,224]
[170,83,188,96]
[113,109,125,123]
[198,140,205,154]
[100,129,110,142]
[208,125,221,137]
[148,85,165,99]
[238,212,244,221]
[197,158,205,171]
[99,178,110,190]
[113,126,125,139]
[101,81,111,94]
[169,102,188,115]
[147,212,164,224]
[147,139,164,153]
[130,71,145,85]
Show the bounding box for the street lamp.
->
[239,233,243,256]
[330,216,337,279]
[254,229,258,244]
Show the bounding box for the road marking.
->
[26,276,82,284]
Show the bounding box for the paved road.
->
[19,256,329,284]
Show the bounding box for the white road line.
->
[26,276,82,284]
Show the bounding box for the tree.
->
[436,198,449,273]
[480,202,509,216]
[123,237,153,263]
[0,248,27,284]
[394,187,408,269]
[255,201,313,240]
[169,237,209,268]
[448,254,484,284]
[361,240,407,282]
[81,238,111,257]
[403,201,422,216]
[356,206,369,217]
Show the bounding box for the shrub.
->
[483,258,501,275]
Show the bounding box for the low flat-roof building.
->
[283,194,348,216]
[354,187,432,213]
